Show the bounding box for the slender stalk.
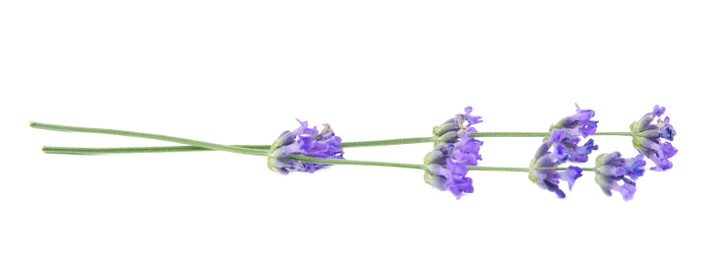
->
[286,156,594,173]
[590,132,633,136]
[340,137,435,147]
[41,145,261,155]
[36,131,631,155]
[467,166,596,172]
[467,166,529,172]
[287,155,425,170]
[557,167,596,171]
[471,132,549,138]
[288,157,593,173]
[30,122,268,156]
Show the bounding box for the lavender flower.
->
[594,152,646,201]
[631,105,677,171]
[424,107,483,199]
[529,129,584,198]
[432,106,483,145]
[548,104,599,163]
[267,120,344,174]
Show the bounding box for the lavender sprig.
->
[529,129,584,198]
[547,104,599,163]
[594,152,646,201]
[31,104,677,201]
[267,120,344,174]
[424,107,483,199]
[631,105,677,171]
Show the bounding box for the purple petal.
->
[619,183,637,201]
[464,106,483,125]
[661,142,678,159]
[560,166,583,190]
[568,139,599,163]
[653,105,666,117]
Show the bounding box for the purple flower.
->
[548,104,599,163]
[464,106,483,125]
[424,107,483,199]
[631,105,677,171]
[529,129,584,198]
[433,106,483,145]
[594,152,646,201]
[267,120,344,174]
[554,104,598,137]
[423,139,480,199]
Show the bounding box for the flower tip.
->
[453,186,473,200]
[650,160,673,171]
[634,154,646,165]
[662,142,678,158]
[574,103,595,117]
[653,105,666,117]
[294,118,307,127]
[621,184,637,201]
[463,106,483,125]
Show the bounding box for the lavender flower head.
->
[547,104,599,163]
[432,106,483,145]
[267,120,344,174]
[594,152,646,201]
[424,106,483,199]
[529,129,583,198]
[631,105,677,171]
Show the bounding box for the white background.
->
[1,1,719,259]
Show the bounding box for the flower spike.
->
[424,106,483,199]
[631,105,677,171]
[267,120,344,174]
[548,104,599,163]
[529,129,584,198]
[594,152,646,201]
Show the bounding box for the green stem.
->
[591,132,633,136]
[471,132,549,137]
[41,145,264,155]
[287,155,425,170]
[553,167,595,171]
[466,166,596,172]
[30,122,268,156]
[340,137,436,148]
[36,131,631,155]
[467,166,529,172]
[287,157,594,172]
